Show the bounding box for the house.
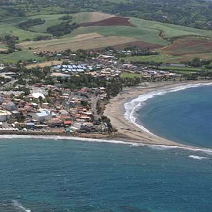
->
[31,93,45,99]
[48,118,63,127]
[0,110,11,122]
[64,120,72,126]
[2,101,16,111]
[31,110,52,122]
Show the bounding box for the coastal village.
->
[0,47,210,137]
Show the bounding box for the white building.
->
[31,110,52,122]
[0,110,11,122]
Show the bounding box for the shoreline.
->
[1,80,212,154]
[104,80,212,147]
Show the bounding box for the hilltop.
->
[0,11,212,64]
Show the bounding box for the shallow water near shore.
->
[1,138,212,212]
[137,85,212,148]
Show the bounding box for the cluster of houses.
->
[48,49,181,80]
[53,64,93,73]
[0,84,108,135]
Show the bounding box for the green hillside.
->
[2,11,212,63]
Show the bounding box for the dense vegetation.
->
[18,18,45,31]
[47,22,79,36]
[1,35,19,53]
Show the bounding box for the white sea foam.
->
[12,200,31,212]
[1,134,212,156]
[189,155,208,160]
[124,82,212,135]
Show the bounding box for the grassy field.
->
[0,43,7,51]
[71,25,168,46]
[130,18,212,39]
[121,72,141,78]
[29,14,65,33]
[122,51,212,63]
[0,23,48,42]
[71,16,212,46]
[2,11,212,63]
[159,66,200,72]
[25,60,62,69]
[19,33,137,52]
[0,50,43,64]
[122,54,179,63]
[73,12,115,23]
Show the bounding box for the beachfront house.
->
[0,110,11,122]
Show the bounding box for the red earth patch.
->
[162,37,212,56]
[80,17,134,27]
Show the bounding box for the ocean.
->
[0,137,212,212]
[2,84,212,212]
[135,84,212,148]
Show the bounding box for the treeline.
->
[47,22,79,36]
[18,18,45,30]
[0,35,19,53]
[4,0,212,31]
[57,74,142,98]
[186,58,212,68]
[59,15,73,21]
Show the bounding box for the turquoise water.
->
[1,138,212,212]
[138,86,212,148]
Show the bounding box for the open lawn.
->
[121,72,141,78]
[25,60,62,69]
[0,23,49,42]
[158,66,200,72]
[0,50,43,64]
[122,54,179,63]
[29,14,65,33]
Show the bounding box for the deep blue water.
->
[0,138,212,212]
[138,86,212,148]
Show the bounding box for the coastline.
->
[1,80,212,154]
[104,80,212,147]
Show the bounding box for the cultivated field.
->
[80,17,134,27]
[2,11,212,63]
[73,12,115,23]
[20,33,138,52]
[112,41,163,50]
[161,37,212,56]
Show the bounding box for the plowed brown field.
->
[161,37,212,56]
[80,17,134,27]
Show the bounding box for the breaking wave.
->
[124,82,212,135]
[189,155,209,160]
[1,134,212,156]
[11,200,31,212]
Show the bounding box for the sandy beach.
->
[1,80,212,152]
[104,81,212,146]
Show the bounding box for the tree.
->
[191,57,201,67]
